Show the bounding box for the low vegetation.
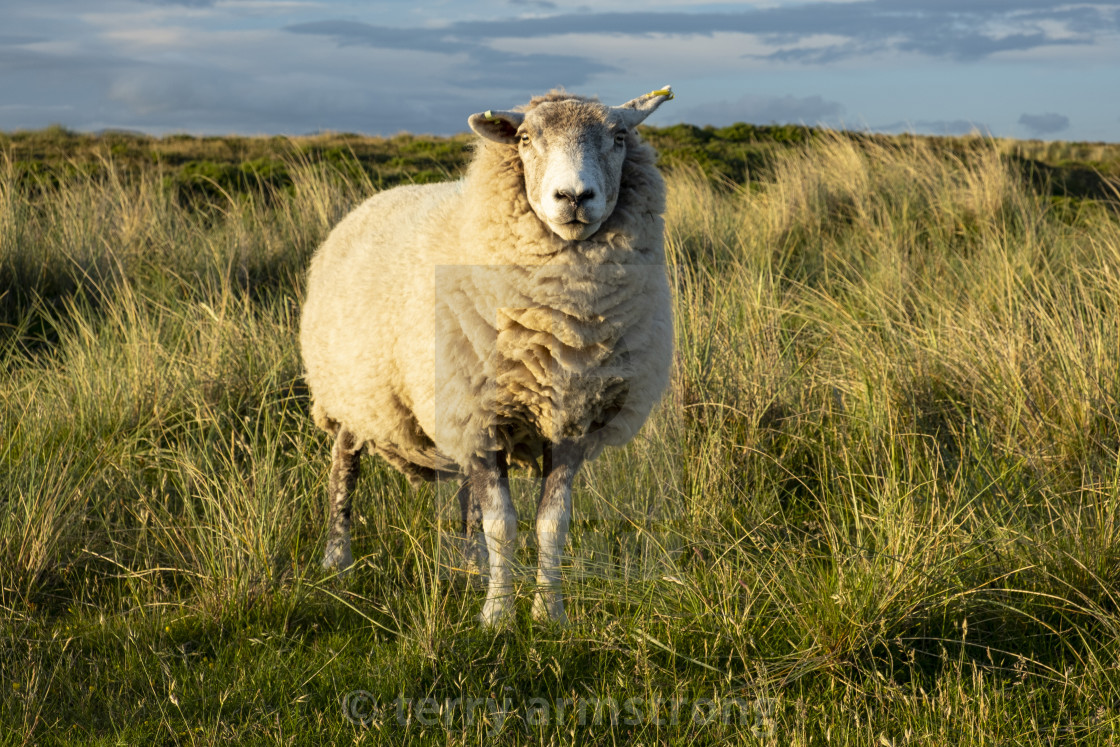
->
[1,126,1119,744]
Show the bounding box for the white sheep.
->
[300,87,674,625]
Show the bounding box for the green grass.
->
[5,123,1119,202]
[2,129,1120,744]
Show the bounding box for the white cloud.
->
[101,27,194,47]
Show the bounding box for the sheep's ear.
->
[468,110,525,144]
[613,85,674,129]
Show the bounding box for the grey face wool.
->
[300,87,675,625]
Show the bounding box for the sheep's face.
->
[470,88,673,242]
[517,103,623,241]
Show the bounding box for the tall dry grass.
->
[654,134,1120,699]
[2,134,1119,741]
[0,155,367,602]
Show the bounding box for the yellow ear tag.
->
[484,110,497,120]
[647,89,674,100]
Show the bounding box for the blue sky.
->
[2,0,1119,141]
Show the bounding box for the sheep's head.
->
[469,87,673,242]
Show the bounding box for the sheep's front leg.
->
[456,476,488,578]
[323,428,362,573]
[532,440,583,623]
[473,451,517,626]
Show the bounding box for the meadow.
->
[1,125,1119,744]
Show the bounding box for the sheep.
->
[299,87,675,625]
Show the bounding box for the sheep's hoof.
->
[322,540,353,576]
[479,591,514,628]
[531,593,567,625]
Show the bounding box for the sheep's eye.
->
[614,130,628,145]
[519,133,531,145]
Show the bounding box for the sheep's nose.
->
[555,188,596,207]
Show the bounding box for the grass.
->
[5,123,1119,201]
[1,128,1120,744]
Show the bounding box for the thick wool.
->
[300,93,673,484]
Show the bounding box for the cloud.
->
[684,93,844,126]
[0,34,45,45]
[1018,112,1071,136]
[286,20,616,91]
[896,32,1079,62]
[100,64,474,134]
[411,1,1120,63]
[279,3,1117,136]
[878,119,990,136]
[0,18,486,135]
[2,0,1117,139]
[134,0,216,5]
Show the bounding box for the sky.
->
[2,0,1120,142]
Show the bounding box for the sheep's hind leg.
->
[532,440,583,623]
[473,451,517,626]
[456,476,489,581]
[323,428,362,573]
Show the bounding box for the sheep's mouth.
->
[554,219,600,241]
[537,202,603,240]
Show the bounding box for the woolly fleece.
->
[300,92,673,481]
